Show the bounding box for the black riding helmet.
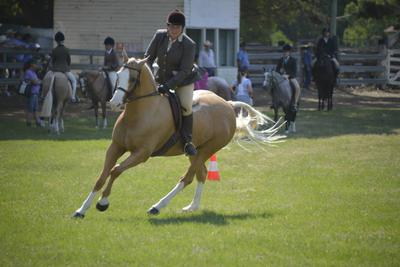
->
[283,44,292,51]
[54,31,65,42]
[167,9,186,28]
[322,28,330,35]
[104,36,115,46]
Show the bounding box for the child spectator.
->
[23,59,43,127]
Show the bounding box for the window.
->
[219,29,235,66]
[186,28,202,58]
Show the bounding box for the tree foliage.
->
[343,0,400,46]
[240,0,399,47]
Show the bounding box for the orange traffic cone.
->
[207,154,220,181]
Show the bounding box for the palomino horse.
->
[263,69,296,133]
[313,54,335,111]
[79,70,111,128]
[41,71,71,134]
[73,56,282,218]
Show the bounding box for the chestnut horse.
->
[79,70,111,128]
[73,55,282,218]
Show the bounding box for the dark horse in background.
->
[263,69,297,133]
[313,54,336,111]
[79,70,112,128]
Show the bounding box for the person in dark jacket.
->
[276,44,301,110]
[103,36,119,95]
[51,31,77,102]
[314,28,339,81]
[145,9,198,156]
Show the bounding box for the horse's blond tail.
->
[228,101,286,144]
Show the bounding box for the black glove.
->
[157,84,169,94]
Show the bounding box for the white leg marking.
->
[76,191,97,215]
[153,182,184,210]
[182,182,204,212]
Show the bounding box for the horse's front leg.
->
[93,102,99,128]
[72,142,125,218]
[97,149,151,212]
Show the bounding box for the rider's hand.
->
[157,84,169,94]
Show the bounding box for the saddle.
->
[151,91,183,157]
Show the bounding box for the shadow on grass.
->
[147,210,273,226]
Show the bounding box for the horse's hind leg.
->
[148,154,203,215]
[72,142,125,218]
[147,163,195,215]
[182,163,207,212]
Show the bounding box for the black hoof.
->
[147,207,160,216]
[96,202,109,212]
[72,212,85,219]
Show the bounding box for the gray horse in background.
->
[263,69,297,133]
[206,76,233,101]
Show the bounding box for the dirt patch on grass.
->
[254,85,400,110]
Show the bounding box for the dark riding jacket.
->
[276,56,297,79]
[104,49,119,71]
[145,29,197,89]
[316,37,338,59]
[51,44,71,72]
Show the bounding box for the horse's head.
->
[109,56,152,111]
[262,67,274,91]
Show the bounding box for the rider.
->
[51,31,77,102]
[315,28,340,83]
[145,9,199,156]
[276,44,301,111]
[103,36,119,96]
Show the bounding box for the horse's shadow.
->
[148,210,273,226]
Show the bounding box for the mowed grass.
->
[0,105,399,266]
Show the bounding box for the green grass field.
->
[0,104,399,266]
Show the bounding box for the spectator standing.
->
[232,70,253,106]
[23,59,43,127]
[236,42,250,72]
[198,40,216,76]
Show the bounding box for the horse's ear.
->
[122,48,129,63]
[137,56,149,67]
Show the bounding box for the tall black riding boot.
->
[181,114,197,156]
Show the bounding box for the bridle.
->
[115,63,159,104]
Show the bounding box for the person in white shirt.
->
[232,71,253,106]
[198,40,216,76]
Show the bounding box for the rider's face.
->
[167,23,183,40]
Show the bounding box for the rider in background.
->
[315,28,339,83]
[145,9,199,156]
[51,31,77,102]
[276,44,301,111]
[103,36,119,97]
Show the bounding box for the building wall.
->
[54,0,183,51]
[184,0,239,29]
